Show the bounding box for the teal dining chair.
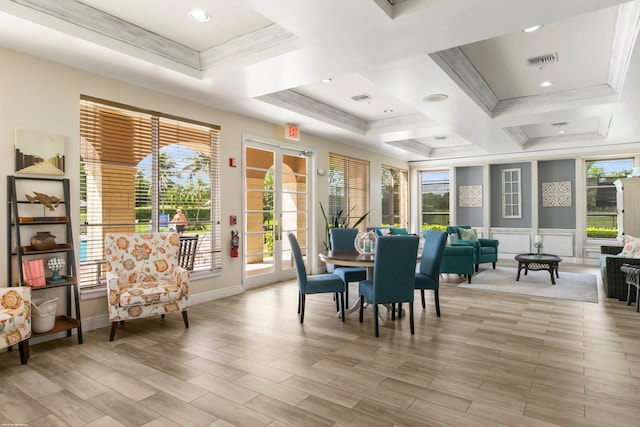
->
[358,235,419,337]
[329,228,367,305]
[416,229,448,316]
[288,233,346,323]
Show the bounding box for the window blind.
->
[79,96,221,288]
[328,154,370,229]
[382,166,408,227]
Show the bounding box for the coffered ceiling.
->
[1,0,639,162]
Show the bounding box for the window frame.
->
[79,96,221,289]
[584,157,634,240]
[420,169,450,228]
[502,168,522,219]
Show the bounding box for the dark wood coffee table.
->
[515,253,562,285]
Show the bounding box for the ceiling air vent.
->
[434,136,447,140]
[351,94,372,102]
[551,122,568,127]
[527,52,558,67]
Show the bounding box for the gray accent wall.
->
[490,162,532,228]
[455,166,483,226]
[538,159,576,229]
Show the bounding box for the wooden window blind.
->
[382,166,408,227]
[328,154,370,229]
[79,96,221,288]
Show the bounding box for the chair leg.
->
[374,304,379,337]
[475,264,479,272]
[300,294,306,323]
[628,284,633,306]
[359,297,364,323]
[434,289,441,317]
[398,302,402,319]
[340,292,345,322]
[335,293,340,312]
[409,302,414,335]
[18,340,29,364]
[298,292,301,314]
[420,289,426,308]
[391,303,396,321]
[109,322,118,342]
[492,262,496,269]
[182,311,189,328]
[345,286,349,308]
[468,274,472,284]
[161,314,166,318]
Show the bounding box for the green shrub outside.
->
[586,227,617,238]
[422,224,447,232]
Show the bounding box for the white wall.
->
[0,47,408,327]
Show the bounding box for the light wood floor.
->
[1,261,639,426]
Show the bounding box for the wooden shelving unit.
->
[7,175,83,344]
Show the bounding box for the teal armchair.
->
[446,225,498,272]
[442,246,475,283]
[430,230,475,283]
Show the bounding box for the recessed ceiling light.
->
[540,81,552,87]
[423,93,448,102]
[189,9,211,22]
[384,109,394,113]
[321,78,332,83]
[522,25,542,33]
[558,130,566,134]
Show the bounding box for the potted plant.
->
[320,202,369,251]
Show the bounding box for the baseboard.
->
[78,284,245,332]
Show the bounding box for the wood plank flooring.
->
[1,261,639,426]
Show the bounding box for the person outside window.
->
[172,208,188,235]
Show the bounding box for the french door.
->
[243,138,310,288]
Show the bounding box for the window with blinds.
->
[328,154,370,229]
[381,166,408,227]
[79,96,221,288]
[420,170,450,227]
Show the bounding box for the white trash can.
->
[32,297,59,333]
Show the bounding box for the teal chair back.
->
[372,235,419,303]
[417,229,448,316]
[419,229,447,278]
[289,232,308,293]
[358,235,419,336]
[288,232,346,323]
[330,228,358,250]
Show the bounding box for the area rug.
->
[458,266,598,303]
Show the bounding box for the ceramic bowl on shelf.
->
[30,231,57,250]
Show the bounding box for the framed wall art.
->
[15,129,66,176]
[459,185,482,208]
[542,181,572,207]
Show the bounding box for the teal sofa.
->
[446,225,498,272]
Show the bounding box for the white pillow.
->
[619,235,640,258]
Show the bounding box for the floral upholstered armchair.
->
[0,286,31,364]
[104,232,189,341]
